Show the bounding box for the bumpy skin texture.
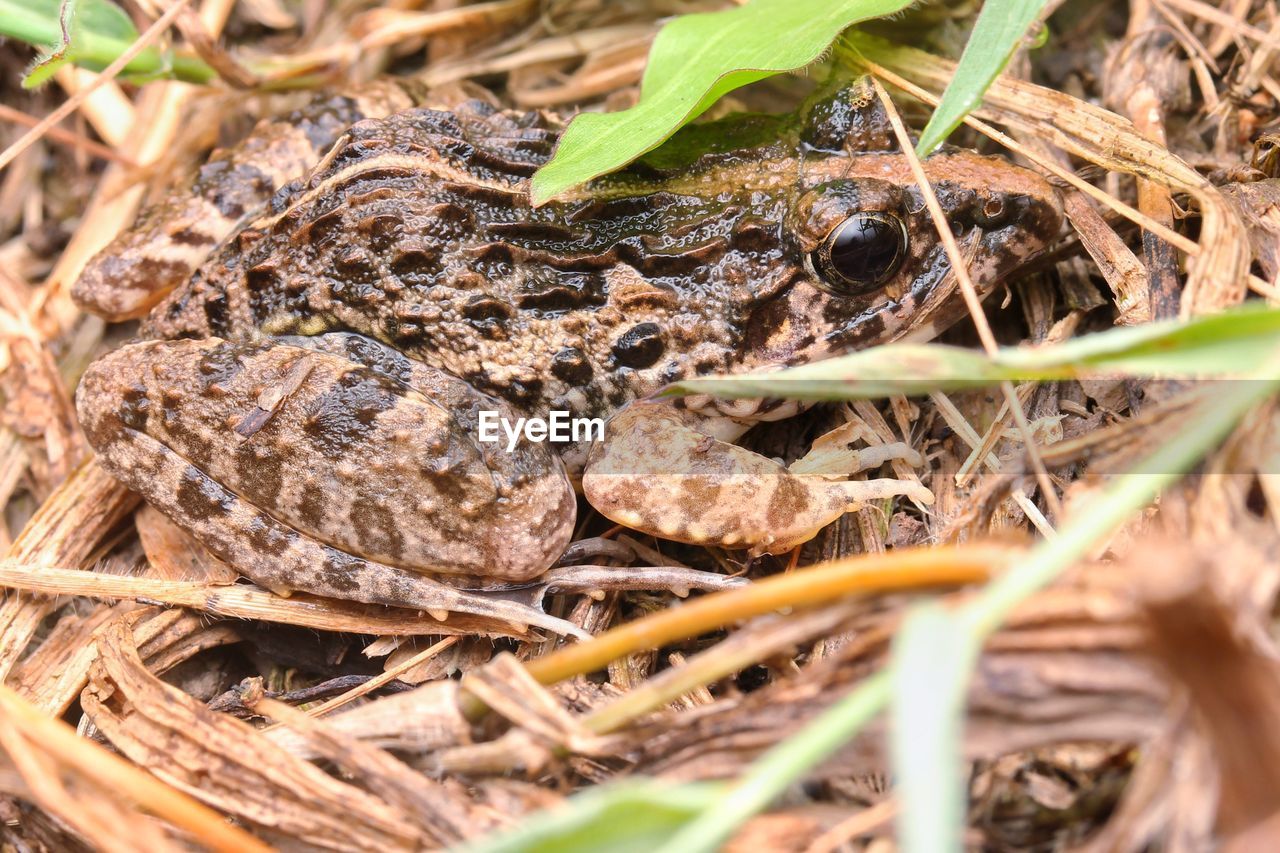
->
[582,402,934,556]
[75,79,1063,622]
[78,334,574,580]
[74,80,424,321]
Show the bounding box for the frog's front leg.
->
[76,336,581,636]
[582,401,933,555]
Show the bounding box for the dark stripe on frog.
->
[115,384,151,434]
[466,371,543,406]
[551,347,593,384]
[500,235,733,278]
[300,369,402,459]
[176,466,236,519]
[207,163,274,219]
[233,440,285,507]
[317,551,363,594]
[128,256,197,291]
[765,476,807,531]
[296,481,329,530]
[515,272,607,313]
[167,225,218,246]
[292,206,348,247]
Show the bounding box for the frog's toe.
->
[77,338,578,627]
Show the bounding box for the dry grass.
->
[2,0,1280,849]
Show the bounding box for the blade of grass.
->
[914,0,1048,155]
[891,604,973,853]
[460,781,723,853]
[655,669,894,853]
[1,0,214,86]
[670,302,1280,401]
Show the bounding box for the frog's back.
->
[129,82,1063,424]
[145,102,801,418]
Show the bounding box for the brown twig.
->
[0,683,270,852]
[0,104,136,167]
[522,544,1008,687]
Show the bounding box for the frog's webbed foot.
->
[582,401,933,555]
[76,336,582,637]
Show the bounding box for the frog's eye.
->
[811,212,908,295]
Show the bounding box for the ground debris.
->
[1,0,1278,849]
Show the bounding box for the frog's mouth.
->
[816,226,987,357]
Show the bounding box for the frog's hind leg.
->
[76,335,582,637]
[73,81,419,322]
[583,400,933,556]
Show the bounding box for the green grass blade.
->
[657,670,894,853]
[914,0,1048,156]
[891,604,973,853]
[457,781,721,853]
[529,0,913,205]
[670,303,1280,401]
[0,0,215,87]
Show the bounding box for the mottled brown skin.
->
[74,80,425,321]
[74,79,1062,629]
[583,402,935,556]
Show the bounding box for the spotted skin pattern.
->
[74,79,1062,631]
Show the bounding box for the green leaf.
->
[21,0,76,89]
[23,0,138,87]
[658,670,894,853]
[670,302,1280,401]
[914,0,1049,155]
[0,0,215,87]
[891,604,974,853]
[529,0,913,205]
[457,780,721,853]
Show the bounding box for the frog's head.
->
[738,82,1064,368]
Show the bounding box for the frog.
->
[73,78,1063,636]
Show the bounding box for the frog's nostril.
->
[972,197,1010,229]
